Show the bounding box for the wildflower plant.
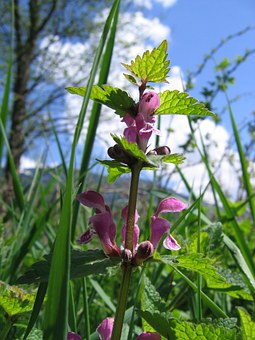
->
[66,40,214,338]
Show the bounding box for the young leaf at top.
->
[122,40,170,83]
[66,85,136,117]
[156,90,215,117]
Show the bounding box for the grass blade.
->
[0,0,14,161]
[23,283,48,339]
[227,96,255,224]
[89,278,116,312]
[171,266,228,318]
[223,233,255,298]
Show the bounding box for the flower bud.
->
[107,144,135,165]
[97,317,114,340]
[139,92,160,117]
[154,146,171,155]
[133,241,154,266]
[147,146,171,156]
[121,248,133,263]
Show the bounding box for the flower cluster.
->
[77,190,187,263]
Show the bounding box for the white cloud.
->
[133,0,177,9]
[20,156,37,175]
[133,0,153,9]
[154,0,177,8]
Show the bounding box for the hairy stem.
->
[125,162,142,251]
[111,162,142,339]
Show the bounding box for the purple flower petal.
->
[77,191,120,257]
[155,197,187,216]
[150,216,170,249]
[122,114,135,126]
[77,227,95,244]
[139,92,160,118]
[163,234,181,250]
[90,212,119,256]
[77,190,106,212]
[97,317,114,340]
[67,332,82,340]
[124,125,137,143]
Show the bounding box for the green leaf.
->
[156,90,215,117]
[148,153,186,165]
[17,250,121,284]
[66,85,136,116]
[138,311,172,339]
[112,134,152,164]
[26,328,43,340]
[141,276,168,315]
[238,307,255,340]
[123,73,138,86]
[122,40,170,83]
[0,281,35,316]
[160,253,231,289]
[98,160,131,183]
[168,319,237,339]
[215,57,230,71]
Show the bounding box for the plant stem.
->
[111,264,133,339]
[125,162,142,251]
[111,162,142,339]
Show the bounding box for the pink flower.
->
[97,317,114,340]
[139,92,160,119]
[137,332,161,339]
[67,332,82,340]
[77,191,120,256]
[122,91,160,151]
[150,197,187,251]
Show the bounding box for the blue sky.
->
[147,0,255,136]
